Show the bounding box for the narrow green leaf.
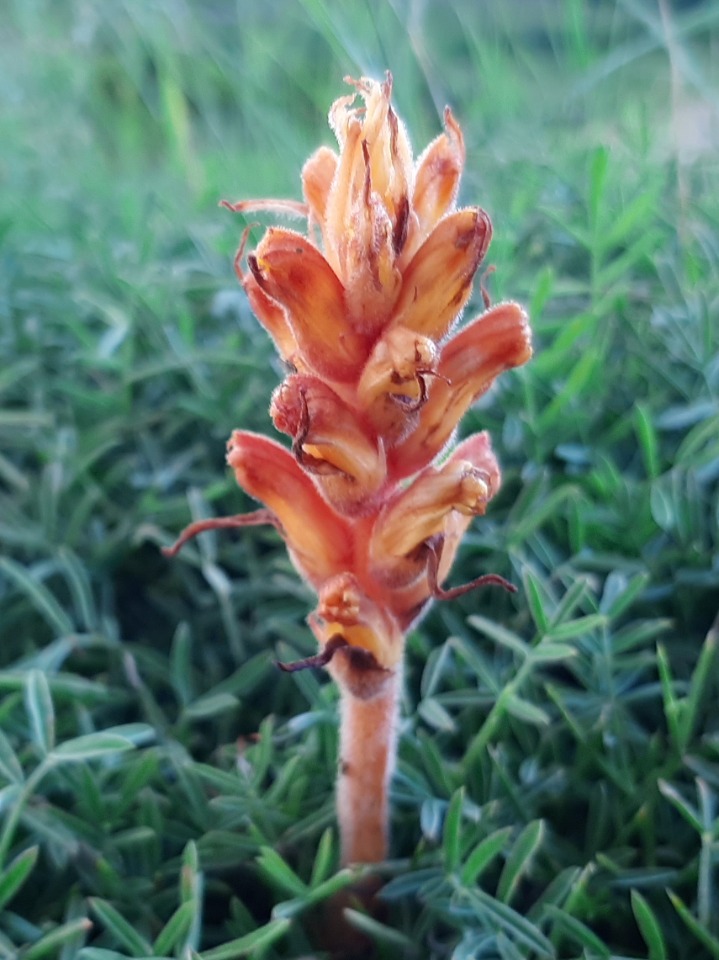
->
[668,890,719,958]
[599,570,650,619]
[530,643,578,663]
[310,828,336,887]
[0,845,39,910]
[443,787,465,873]
[683,620,718,751]
[49,733,136,764]
[545,903,610,957]
[170,622,194,707]
[658,780,702,834]
[256,847,307,898]
[497,932,527,960]
[418,697,456,733]
[604,186,659,249]
[505,696,550,728]
[0,730,24,784]
[78,950,142,960]
[24,669,55,755]
[272,867,357,920]
[199,918,291,959]
[497,820,545,905]
[548,577,591,627]
[458,885,555,958]
[631,890,667,960]
[589,145,609,235]
[89,898,152,956]
[467,616,529,658]
[22,919,92,960]
[421,641,455,700]
[545,614,605,643]
[0,557,73,636]
[656,644,683,750]
[152,901,195,957]
[183,692,239,721]
[460,827,513,886]
[344,907,416,948]
[523,569,550,634]
[181,839,201,904]
[634,404,660,479]
[56,546,98,631]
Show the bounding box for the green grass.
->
[1,0,718,957]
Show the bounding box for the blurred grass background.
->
[1,0,718,957]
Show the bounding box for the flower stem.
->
[336,668,401,865]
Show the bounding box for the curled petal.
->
[271,375,387,514]
[391,208,492,341]
[389,301,532,478]
[370,434,500,589]
[412,107,465,240]
[248,228,371,381]
[357,326,439,443]
[226,430,352,588]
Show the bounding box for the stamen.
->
[162,509,283,558]
[276,634,349,672]
[480,264,496,310]
[424,534,517,600]
[220,198,309,218]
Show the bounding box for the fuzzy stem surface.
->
[337,669,401,865]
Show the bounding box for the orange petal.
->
[370,437,499,588]
[270,375,387,515]
[341,162,402,335]
[240,269,300,366]
[412,107,465,238]
[226,430,352,588]
[391,208,492,340]
[248,228,371,381]
[389,301,532,478]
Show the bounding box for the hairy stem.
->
[336,669,401,865]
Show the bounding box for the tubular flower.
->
[166,74,532,871]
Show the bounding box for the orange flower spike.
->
[389,301,533,478]
[270,375,387,514]
[391,207,493,341]
[412,106,466,240]
[226,430,353,589]
[248,228,371,381]
[168,77,533,892]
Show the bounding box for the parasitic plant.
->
[165,74,532,870]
